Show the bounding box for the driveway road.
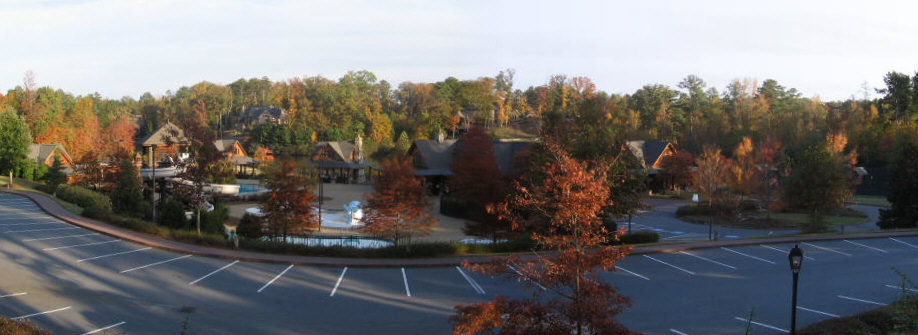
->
[0,193,914,334]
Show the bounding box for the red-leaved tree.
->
[450,126,510,241]
[261,158,319,241]
[452,141,637,335]
[362,155,436,246]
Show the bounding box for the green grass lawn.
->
[0,177,83,215]
[849,195,891,207]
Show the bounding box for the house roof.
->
[28,143,72,165]
[311,141,373,170]
[213,139,234,152]
[244,106,285,120]
[140,122,185,146]
[408,138,534,176]
[626,140,672,168]
[316,141,356,162]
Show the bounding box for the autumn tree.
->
[362,155,436,246]
[101,115,137,157]
[694,145,736,215]
[660,151,694,192]
[261,158,319,241]
[0,107,31,188]
[452,141,636,335]
[754,138,783,218]
[450,126,509,241]
[72,150,104,191]
[169,101,226,235]
[727,137,761,202]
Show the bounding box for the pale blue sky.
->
[2,0,917,101]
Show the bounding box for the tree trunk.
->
[196,208,201,235]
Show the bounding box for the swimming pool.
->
[238,183,266,194]
[270,235,394,248]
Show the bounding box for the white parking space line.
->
[838,295,885,306]
[889,237,918,249]
[508,264,547,290]
[0,292,27,299]
[189,260,239,285]
[12,306,72,320]
[330,267,348,297]
[119,255,192,273]
[733,316,788,333]
[797,306,839,318]
[4,227,81,233]
[720,247,775,264]
[643,255,696,275]
[802,242,852,257]
[614,265,650,280]
[257,264,294,293]
[844,240,888,253]
[0,222,62,226]
[81,321,127,335]
[43,240,120,251]
[759,244,816,260]
[884,284,918,293]
[401,267,411,297]
[455,266,486,294]
[23,233,99,241]
[669,329,689,335]
[78,247,152,263]
[678,251,736,269]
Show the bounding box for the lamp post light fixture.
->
[788,244,804,335]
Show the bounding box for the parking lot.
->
[0,193,915,334]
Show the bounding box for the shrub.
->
[236,213,264,239]
[616,231,660,245]
[55,184,112,213]
[160,198,188,229]
[0,316,51,335]
[198,200,229,235]
[81,206,111,221]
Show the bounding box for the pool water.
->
[238,184,266,194]
[270,236,394,248]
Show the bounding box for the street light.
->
[788,244,804,335]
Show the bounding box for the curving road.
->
[0,193,914,334]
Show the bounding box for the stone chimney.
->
[355,133,364,163]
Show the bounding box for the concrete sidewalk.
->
[5,189,918,267]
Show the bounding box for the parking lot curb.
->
[6,189,918,267]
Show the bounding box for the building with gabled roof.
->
[311,134,375,183]
[28,143,73,167]
[138,122,187,167]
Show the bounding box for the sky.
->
[2,0,918,101]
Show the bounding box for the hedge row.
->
[55,184,112,213]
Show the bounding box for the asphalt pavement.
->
[0,192,914,334]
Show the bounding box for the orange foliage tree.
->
[660,151,695,192]
[261,158,319,240]
[362,155,436,246]
[452,141,636,335]
[450,126,510,241]
[102,115,137,157]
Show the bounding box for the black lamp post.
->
[788,244,804,335]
